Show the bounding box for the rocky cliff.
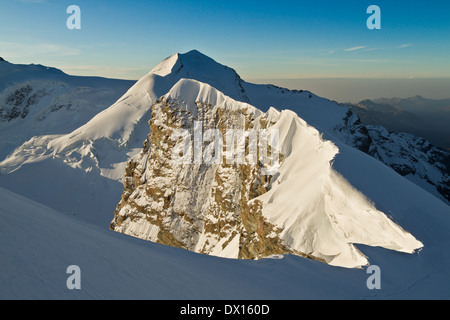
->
[110,83,292,260]
[110,79,423,268]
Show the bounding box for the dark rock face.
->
[1,85,34,121]
[336,109,373,154]
[366,125,450,203]
[0,85,49,122]
[110,96,294,260]
[333,107,448,204]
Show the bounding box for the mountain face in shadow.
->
[347,96,450,151]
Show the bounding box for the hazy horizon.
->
[2,0,450,103]
[2,54,449,104]
[249,78,450,103]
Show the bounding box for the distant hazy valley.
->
[346,96,450,151]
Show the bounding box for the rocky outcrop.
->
[110,80,423,268]
[0,85,50,122]
[334,109,373,154]
[367,125,450,203]
[333,109,449,204]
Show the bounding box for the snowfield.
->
[0,59,135,162]
[0,187,449,299]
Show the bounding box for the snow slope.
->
[0,58,135,161]
[257,108,422,267]
[243,83,449,204]
[1,187,449,299]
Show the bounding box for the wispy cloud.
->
[363,47,381,52]
[345,46,366,52]
[344,44,413,53]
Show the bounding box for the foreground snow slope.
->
[0,187,449,299]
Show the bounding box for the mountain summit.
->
[151,50,250,103]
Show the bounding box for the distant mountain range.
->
[346,96,450,151]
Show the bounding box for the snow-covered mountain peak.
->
[150,50,220,76]
[165,78,256,117]
[177,49,231,73]
[150,50,249,103]
[2,52,447,203]
[32,51,250,170]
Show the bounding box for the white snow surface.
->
[0,50,448,276]
[0,59,135,161]
[256,109,422,268]
[1,186,449,299]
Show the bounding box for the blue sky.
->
[1,0,450,82]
